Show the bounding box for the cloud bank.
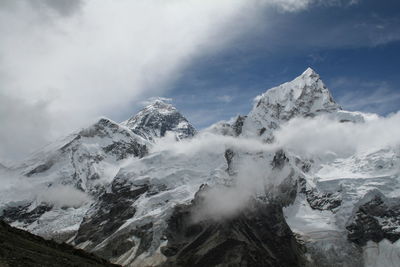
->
[0,0,328,162]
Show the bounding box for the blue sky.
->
[159,0,400,128]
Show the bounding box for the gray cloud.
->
[0,0,83,17]
[37,0,83,16]
[0,92,52,163]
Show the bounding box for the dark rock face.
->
[298,177,342,212]
[102,140,148,160]
[73,178,149,259]
[346,195,400,246]
[0,203,52,225]
[160,187,306,267]
[272,149,289,169]
[0,220,119,267]
[224,149,235,175]
[232,115,246,136]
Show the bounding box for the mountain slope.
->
[0,220,119,267]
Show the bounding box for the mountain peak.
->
[146,99,174,110]
[255,68,340,113]
[302,67,318,77]
[241,68,341,139]
[122,99,196,141]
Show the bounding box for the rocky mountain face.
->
[1,68,399,267]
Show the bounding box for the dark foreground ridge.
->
[0,220,119,267]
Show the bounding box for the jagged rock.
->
[272,149,289,169]
[347,195,400,246]
[224,149,235,175]
[232,115,247,136]
[298,177,342,212]
[1,203,52,225]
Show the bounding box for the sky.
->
[0,0,399,162]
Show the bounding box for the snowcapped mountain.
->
[241,67,367,142]
[17,117,149,195]
[1,68,399,267]
[122,100,196,141]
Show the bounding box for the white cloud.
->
[37,185,91,208]
[275,112,400,158]
[217,95,234,103]
[0,92,52,163]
